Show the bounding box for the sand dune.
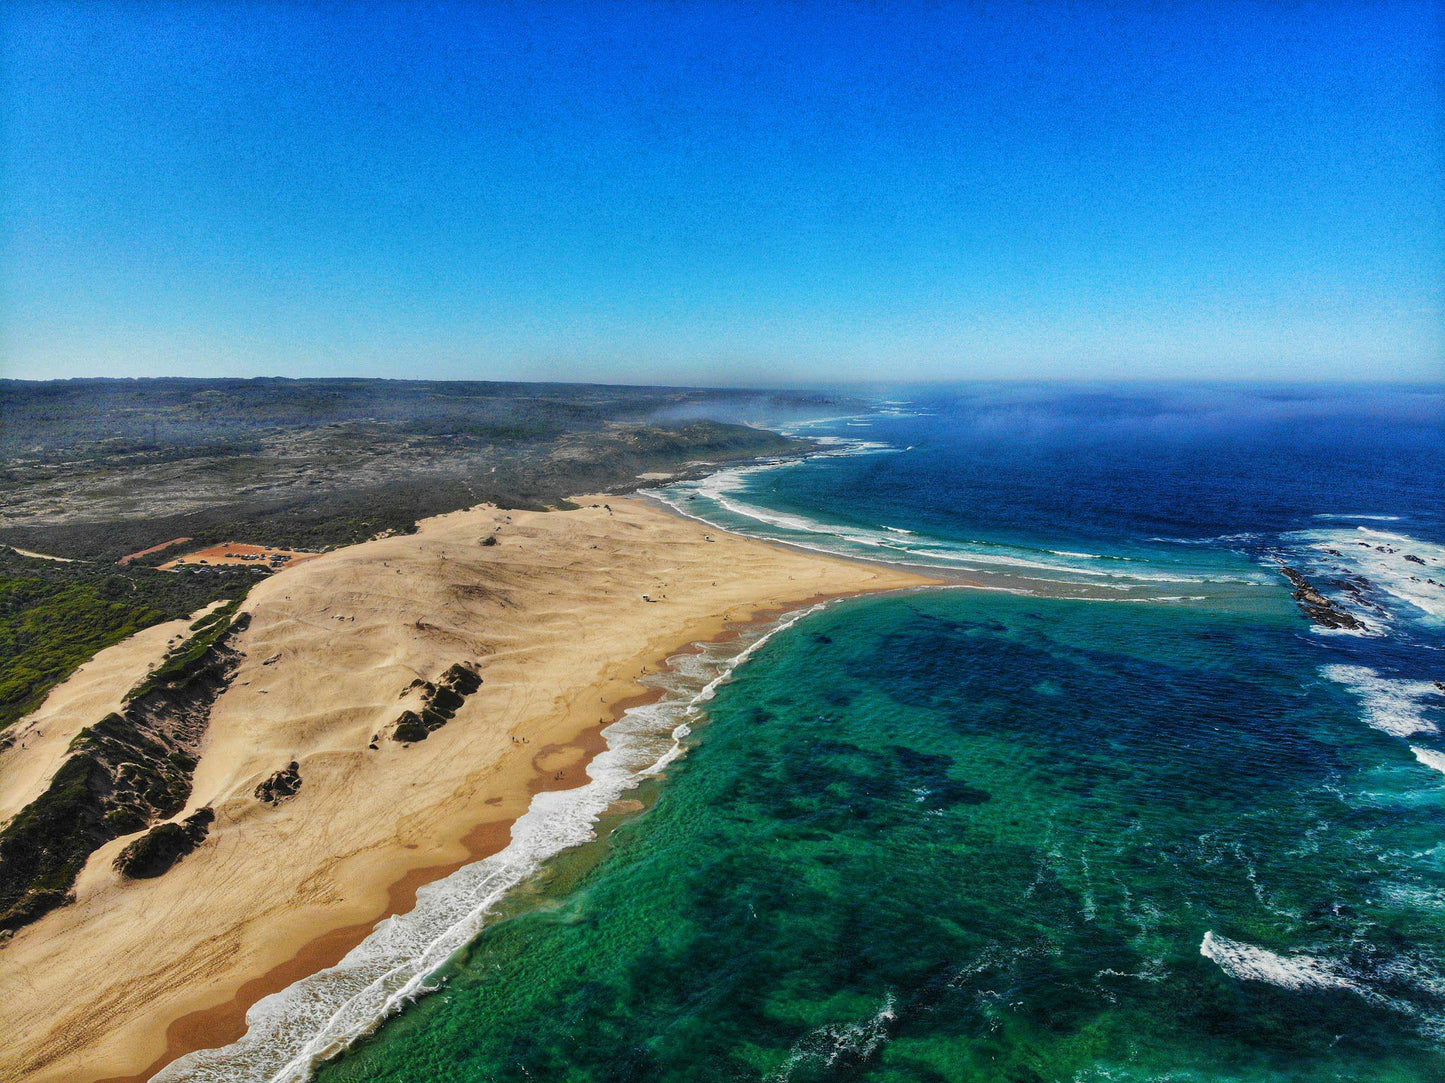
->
[0,601,225,823]
[0,497,932,1083]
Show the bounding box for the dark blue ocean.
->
[180,384,1445,1083]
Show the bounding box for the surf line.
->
[153,602,835,1083]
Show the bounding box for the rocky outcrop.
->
[0,605,247,932]
[255,762,302,804]
[113,808,214,879]
[1278,565,1366,631]
[391,662,483,743]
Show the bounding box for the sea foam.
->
[769,992,897,1081]
[1411,746,1445,778]
[651,447,1265,596]
[1200,932,1360,992]
[1321,664,1441,738]
[1293,527,1445,626]
[153,605,826,1083]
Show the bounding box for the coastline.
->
[94,679,655,1083]
[95,627,776,1083]
[132,602,852,1083]
[0,496,936,1083]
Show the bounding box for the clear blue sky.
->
[2,1,1441,385]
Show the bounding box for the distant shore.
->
[0,495,935,1083]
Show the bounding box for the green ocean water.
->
[314,589,1445,1083]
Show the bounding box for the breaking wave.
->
[1200,932,1361,992]
[768,992,897,1081]
[649,443,1269,597]
[1288,527,1445,626]
[1411,746,1445,778]
[153,605,828,1083]
[1201,932,1445,1039]
[1320,664,1442,738]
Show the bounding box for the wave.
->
[1290,527,1445,626]
[1150,532,1263,547]
[1320,664,1441,738]
[778,413,881,434]
[1313,513,1404,522]
[1201,933,1445,1040]
[652,451,1269,594]
[153,605,828,1083]
[769,992,897,1081]
[1411,746,1445,778]
[1200,932,1361,992]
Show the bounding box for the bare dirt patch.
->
[158,543,319,571]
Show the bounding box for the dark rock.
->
[1404,554,1426,565]
[113,807,214,879]
[254,762,302,804]
[1278,565,1366,631]
[393,712,430,743]
[0,609,246,932]
[391,662,482,742]
[440,663,483,695]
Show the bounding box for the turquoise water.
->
[316,589,1445,1082]
[172,385,1445,1082]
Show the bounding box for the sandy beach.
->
[0,496,933,1083]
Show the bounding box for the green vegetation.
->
[113,808,214,879]
[0,378,830,728]
[0,378,838,562]
[0,577,163,731]
[0,550,258,733]
[0,609,246,931]
[0,752,110,928]
[0,376,839,932]
[125,600,245,702]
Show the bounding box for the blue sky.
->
[2,1,1441,385]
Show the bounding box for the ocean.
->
[173,383,1445,1083]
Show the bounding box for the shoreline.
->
[113,601,863,1083]
[0,496,935,1083]
[637,485,1266,606]
[95,679,648,1083]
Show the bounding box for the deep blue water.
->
[758,384,1443,553]
[661,383,1445,720]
